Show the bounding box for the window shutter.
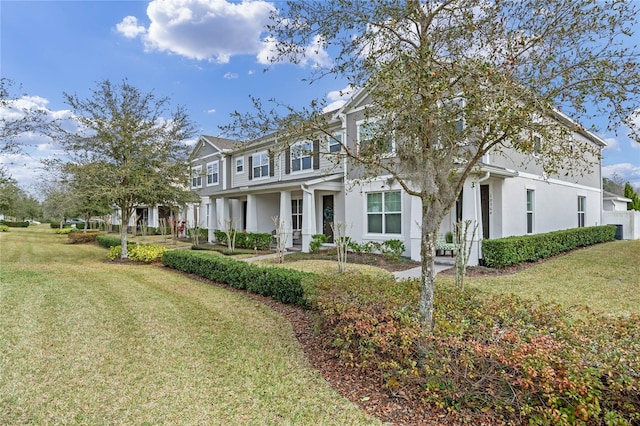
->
[285,147,291,174]
[269,153,275,177]
[248,155,253,180]
[313,139,320,169]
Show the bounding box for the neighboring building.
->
[189,93,606,265]
[602,191,632,212]
[602,191,640,240]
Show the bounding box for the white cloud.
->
[206,108,216,114]
[116,16,147,38]
[257,34,332,68]
[224,72,238,79]
[603,162,640,187]
[323,85,356,113]
[118,0,275,63]
[602,137,621,152]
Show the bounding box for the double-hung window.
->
[367,191,401,234]
[191,165,202,189]
[526,189,535,233]
[291,199,303,231]
[206,161,218,185]
[291,141,313,172]
[358,120,394,155]
[236,157,244,174]
[252,152,269,178]
[328,133,342,153]
[578,196,586,227]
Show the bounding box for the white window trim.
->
[290,140,313,173]
[526,189,535,234]
[328,132,343,154]
[365,190,402,236]
[206,160,219,186]
[191,165,203,189]
[252,151,270,180]
[356,119,396,157]
[577,195,586,228]
[236,157,244,174]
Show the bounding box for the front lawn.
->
[0,226,379,425]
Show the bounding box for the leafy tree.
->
[603,175,626,196]
[0,178,41,220]
[624,182,640,211]
[40,179,80,227]
[225,0,640,328]
[52,79,197,257]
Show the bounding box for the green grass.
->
[437,239,640,317]
[0,225,379,425]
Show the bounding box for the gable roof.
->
[603,191,632,202]
[200,135,239,152]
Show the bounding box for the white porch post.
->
[245,194,258,232]
[409,195,422,262]
[279,190,293,248]
[206,198,215,242]
[216,197,231,230]
[301,186,316,252]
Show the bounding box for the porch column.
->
[245,194,258,233]
[409,195,422,262]
[216,197,231,231]
[301,186,316,252]
[206,198,215,242]
[279,190,293,248]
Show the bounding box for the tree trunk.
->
[120,208,131,259]
[419,198,442,330]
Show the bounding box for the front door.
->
[322,195,334,243]
[480,185,490,239]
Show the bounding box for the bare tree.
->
[331,221,351,273]
[272,215,289,263]
[222,0,640,328]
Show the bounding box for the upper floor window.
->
[191,165,202,189]
[358,120,394,155]
[236,157,244,174]
[367,191,401,234]
[291,140,313,172]
[526,189,535,233]
[533,134,542,155]
[328,133,342,153]
[252,152,269,179]
[578,196,586,228]
[206,161,219,185]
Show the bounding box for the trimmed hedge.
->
[482,225,617,268]
[162,250,311,307]
[213,230,272,250]
[0,221,29,228]
[67,231,102,244]
[96,235,124,248]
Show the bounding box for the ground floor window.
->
[578,196,586,227]
[526,189,535,233]
[367,191,401,234]
[292,199,302,231]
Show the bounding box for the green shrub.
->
[108,243,168,263]
[313,276,640,425]
[162,250,312,306]
[482,225,617,268]
[67,231,102,244]
[54,228,73,235]
[0,225,9,232]
[96,235,123,248]
[50,223,72,229]
[309,234,328,253]
[0,221,29,228]
[214,230,272,250]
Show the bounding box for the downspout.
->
[473,172,491,261]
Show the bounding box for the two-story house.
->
[189,91,605,265]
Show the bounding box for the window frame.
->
[526,189,535,234]
[235,157,244,174]
[191,165,203,189]
[291,199,303,231]
[206,160,219,186]
[252,151,270,179]
[290,140,313,173]
[357,119,395,156]
[366,190,402,235]
[577,196,586,228]
[328,133,343,153]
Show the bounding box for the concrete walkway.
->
[241,251,454,280]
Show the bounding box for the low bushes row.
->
[96,235,124,248]
[482,225,617,267]
[162,250,311,306]
[0,221,29,228]
[67,231,102,244]
[213,230,272,250]
[314,275,639,425]
[108,244,167,263]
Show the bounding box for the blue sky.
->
[1,0,639,193]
